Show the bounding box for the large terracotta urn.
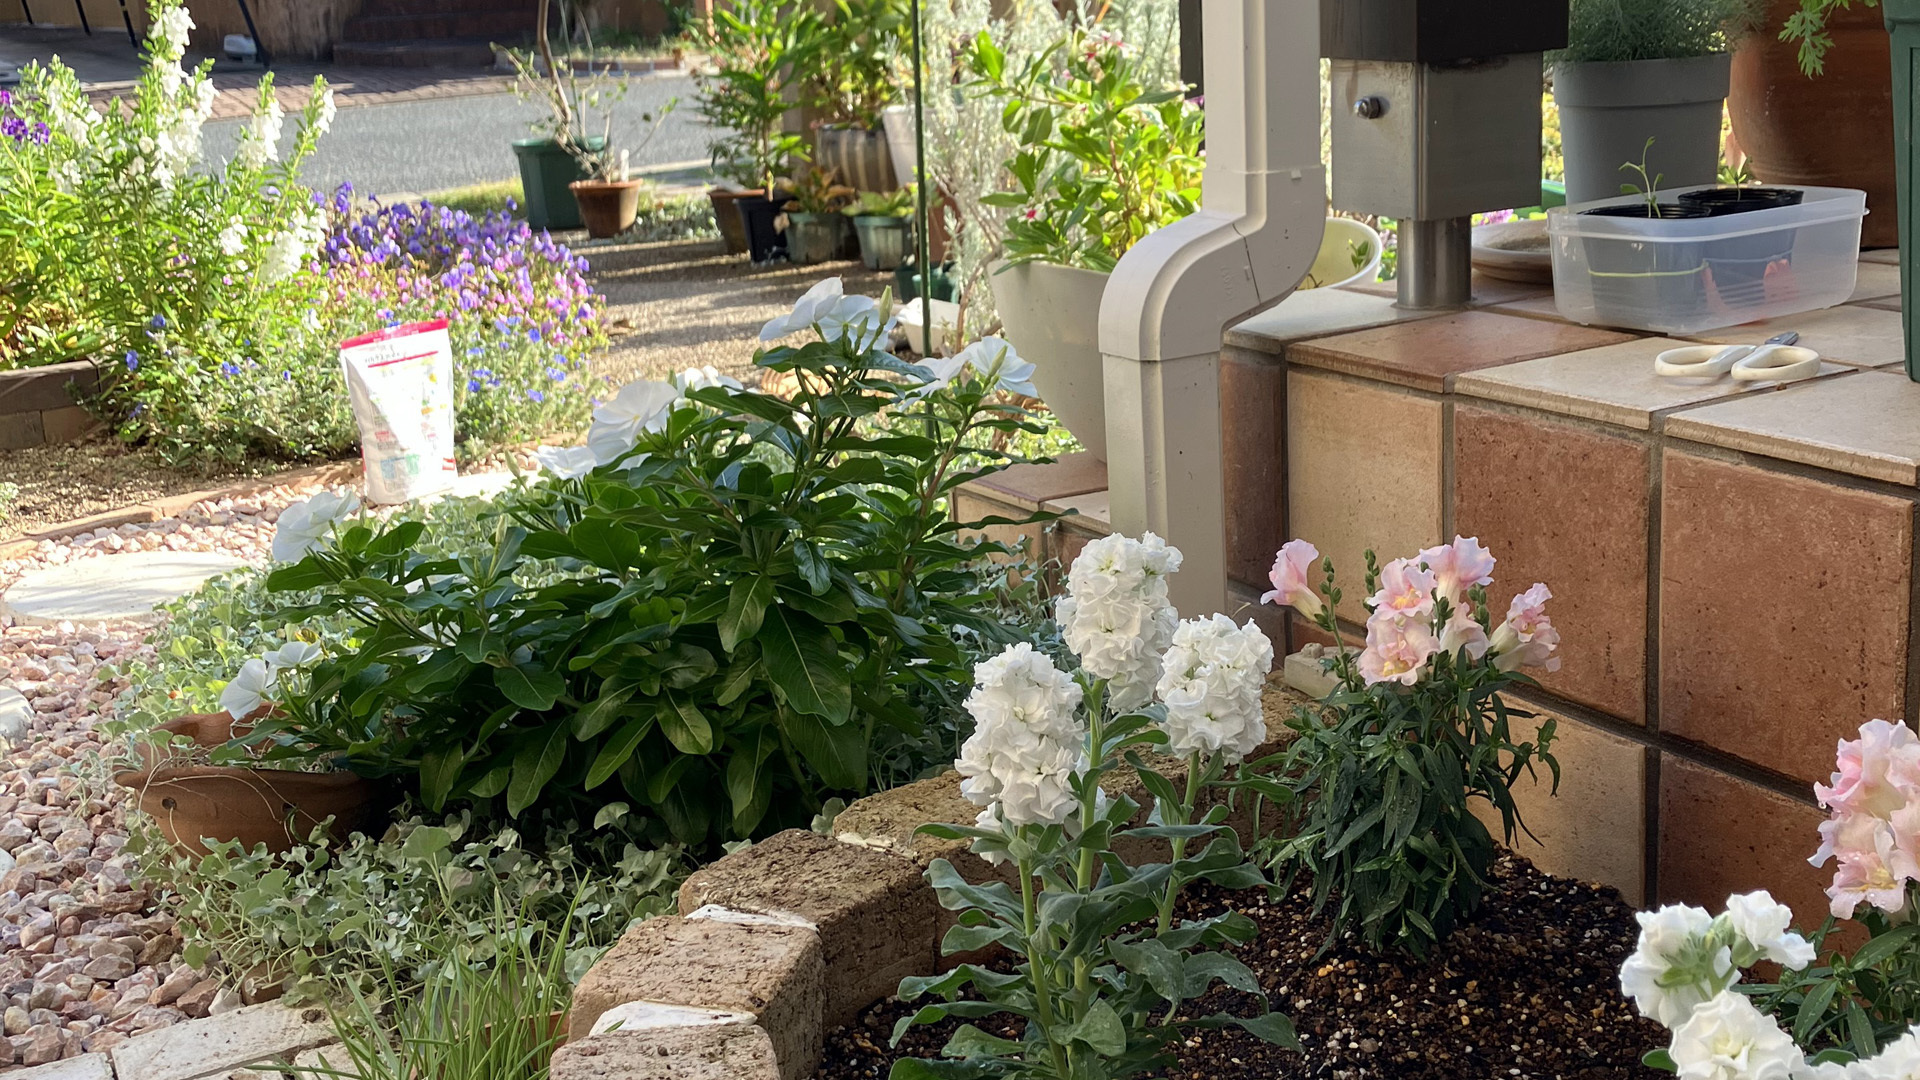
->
[1729,0,1898,247]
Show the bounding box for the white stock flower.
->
[1155,614,1274,764]
[955,643,1087,828]
[1670,992,1802,1080]
[1056,533,1182,712]
[1724,891,1816,970]
[535,444,598,480]
[271,489,362,562]
[220,658,276,720]
[1620,903,1726,1029]
[586,379,678,465]
[218,219,248,257]
[1850,1028,1920,1080]
[260,641,321,669]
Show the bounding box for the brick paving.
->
[84,65,517,121]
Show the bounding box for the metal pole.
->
[909,0,930,351]
[1395,216,1472,310]
[19,0,34,25]
[235,0,270,66]
[114,0,132,45]
[71,0,91,37]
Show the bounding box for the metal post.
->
[1395,216,1472,310]
[114,0,132,45]
[909,0,930,350]
[1891,0,1919,380]
[235,0,270,66]
[70,0,91,37]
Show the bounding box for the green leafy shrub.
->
[244,284,1051,850]
[693,0,826,192]
[1256,538,1562,957]
[969,26,1204,273]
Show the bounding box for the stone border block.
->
[568,917,823,1080]
[109,1002,335,1080]
[551,1023,781,1080]
[677,829,937,1027]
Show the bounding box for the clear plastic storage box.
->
[1547,185,1867,334]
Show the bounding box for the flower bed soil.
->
[814,853,1664,1080]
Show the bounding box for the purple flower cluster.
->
[315,184,603,440]
[0,89,50,146]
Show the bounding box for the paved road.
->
[200,75,712,198]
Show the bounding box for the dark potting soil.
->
[814,854,1666,1080]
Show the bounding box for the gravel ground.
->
[590,237,894,387]
[0,439,301,543]
[0,479,340,1068]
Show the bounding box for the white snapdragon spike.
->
[151,5,194,61]
[1723,891,1817,969]
[1619,903,1727,1029]
[535,444,599,480]
[259,208,326,284]
[1155,614,1274,764]
[315,86,338,136]
[1669,992,1803,1080]
[220,658,276,720]
[238,95,285,170]
[218,219,248,257]
[1056,532,1182,712]
[955,643,1087,829]
[271,489,363,562]
[586,378,678,465]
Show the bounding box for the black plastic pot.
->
[734,194,789,263]
[1677,186,1805,215]
[1677,187,1806,305]
[893,260,958,302]
[1578,202,1714,316]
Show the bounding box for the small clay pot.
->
[114,712,379,858]
[569,178,646,239]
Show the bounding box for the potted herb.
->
[807,0,907,192]
[843,187,913,270]
[779,166,856,264]
[1736,0,1896,247]
[970,27,1203,461]
[1552,0,1766,204]
[693,0,824,261]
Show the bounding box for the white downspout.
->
[1097,0,1324,617]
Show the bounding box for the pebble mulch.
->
[0,482,324,1068]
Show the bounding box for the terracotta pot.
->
[1730,0,1898,247]
[708,188,762,255]
[114,713,379,858]
[569,179,645,239]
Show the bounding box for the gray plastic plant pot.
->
[1552,53,1732,204]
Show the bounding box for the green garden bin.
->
[511,136,605,232]
[1890,0,1920,379]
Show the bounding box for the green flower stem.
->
[1156,750,1204,934]
[1019,853,1071,1080]
[1073,679,1108,996]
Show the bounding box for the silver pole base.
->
[1395,216,1473,310]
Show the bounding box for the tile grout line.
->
[1643,429,1667,905]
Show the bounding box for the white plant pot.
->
[880,106,918,192]
[989,260,1111,461]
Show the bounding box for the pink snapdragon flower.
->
[1815,719,1920,822]
[1418,536,1496,603]
[1370,558,1436,620]
[1437,605,1490,660]
[1358,612,1440,687]
[1489,583,1560,673]
[1261,539,1323,619]
[1826,822,1920,919]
